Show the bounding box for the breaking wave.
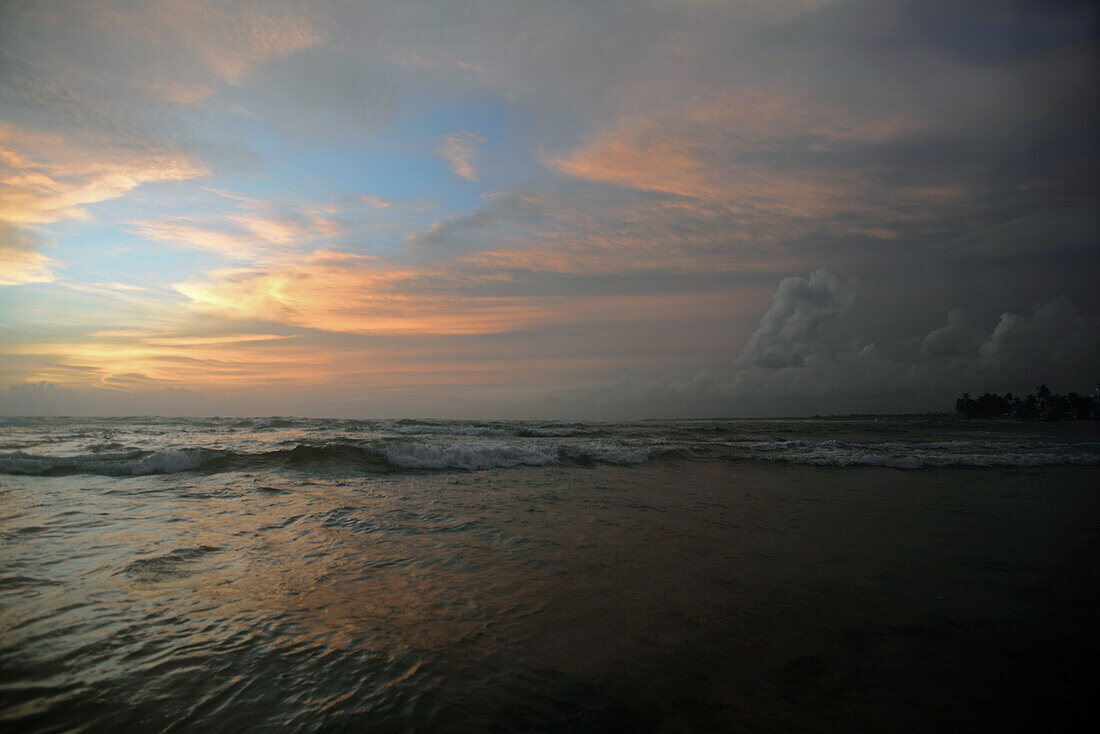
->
[386,423,592,438]
[0,448,225,476]
[380,442,559,470]
[1,420,1096,477]
[0,441,681,477]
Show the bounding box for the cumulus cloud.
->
[737,269,853,368]
[437,131,486,182]
[557,272,1100,417]
[977,297,1098,381]
[918,309,980,360]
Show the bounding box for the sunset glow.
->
[3,5,1100,728]
[2,1,1096,417]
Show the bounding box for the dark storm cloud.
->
[559,271,1099,418]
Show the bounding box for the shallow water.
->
[2,417,1098,731]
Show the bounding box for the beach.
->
[2,417,1098,731]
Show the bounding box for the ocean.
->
[2,416,1098,732]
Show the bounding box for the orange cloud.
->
[6,315,709,395]
[0,224,56,286]
[0,124,206,226]
[175,263,548,336]
[171,248,743,338]
[548,91,923,223]
[0,246,55,286]
[437,131,487,182]
[6,332,315,390]
[132,202,345,259]
[415,187,814,277]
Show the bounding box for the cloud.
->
[172,246,745,338]
[130,189,433,260]
[437,131,486,182]
[938,208,1100,259]
[0,123,205,287]
[1,0,1096,417]
[737,269,853,369]
[555,273,1100,417]
[412,182,815,277]
[0,224,56,286]
[133,209,341,260]
[3,0,323,96]
[919,309,981,359]
[977,297,1098,380]
[3,328,316,394]
[0,125,206,226]
[546,91,982,246]
[0,381,224,417]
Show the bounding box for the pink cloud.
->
[437,131,487,182]
[0,124,206,226]
[547,91,933,230]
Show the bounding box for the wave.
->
[229,417,306,430]
[388,424,516,437]
[521,426,591,437]
[0,448,226,476]
[2,431,1095,477]
[0,440,679,477]
[386,423,591,438]
[380,442,559,469]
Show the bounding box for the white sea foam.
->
[386,423,589,438]
[521,426,588,437]
[0,448,222,476]
[380,442,559,470]
[114,448,220,475]
[562,442,680,464]
[1,418,1097,475]
[388,424,516,437]
[0,451,57,475]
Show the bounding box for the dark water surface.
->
[2,417,1098,731]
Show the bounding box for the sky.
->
[1,0,1097,418]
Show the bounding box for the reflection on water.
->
[2,437,1099,730]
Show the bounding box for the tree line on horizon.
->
[955,385,1100,420]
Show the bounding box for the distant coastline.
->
[955,386,1100,420]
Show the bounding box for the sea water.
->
[2,416,1098,731]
